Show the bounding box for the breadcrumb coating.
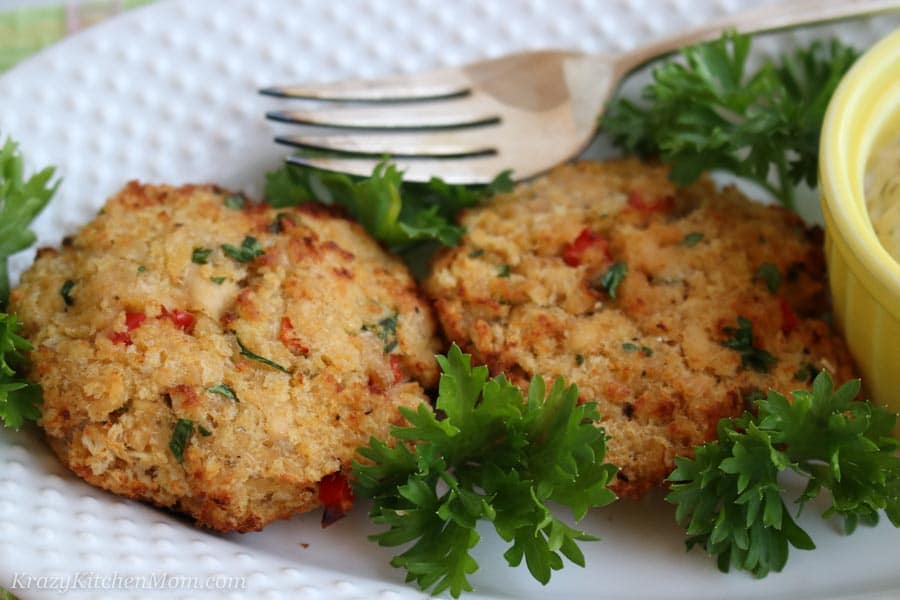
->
[424,159,856,499]
[10,182,441,531]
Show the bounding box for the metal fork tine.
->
[286,155,502,184]
[275,132,495,158]
[266,100,499,130]
[260,70,470,102]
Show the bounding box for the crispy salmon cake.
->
[9,182,441,532]
[424,159,856,499]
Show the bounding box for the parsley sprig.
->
[0,312,41,429]
[354,344,618,597]
[0,137,56,428]
[602,32,858,210]
[0,137,60,306]
[265,160,512,252]
[667,371,900,577]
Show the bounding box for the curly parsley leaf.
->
[601,31,858,210]
[265,160,512,252]
[0,137,60,307]
[354,344,618,597]
[0,313,41,429]
[0,138,54,428]
[667,371,900,577]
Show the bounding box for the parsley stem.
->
[773,154,796,212]
[438,466,462,493]
[0,260,9,310]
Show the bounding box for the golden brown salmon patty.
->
[424,159,856,499]
[10,182,441,532]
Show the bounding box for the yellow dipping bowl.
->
[820,28,900,434]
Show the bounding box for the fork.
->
[263,0,900,184]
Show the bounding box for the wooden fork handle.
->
[617,0,900,73]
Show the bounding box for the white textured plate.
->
[2,1,900,599]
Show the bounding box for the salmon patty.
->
[424,159,856,499]
[10,182,441,532]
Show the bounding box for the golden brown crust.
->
[10,182,441,532]
[424,159,857,499]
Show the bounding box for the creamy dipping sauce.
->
[866,136,900,262]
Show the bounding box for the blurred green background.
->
[0,0,153,72]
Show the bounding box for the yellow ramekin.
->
[820,28,900,434]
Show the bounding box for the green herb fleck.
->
[210,276,226,285]
[60,279,75,307]
[575,353,584,366]
[169,418,194,462]
[622,343,651,356]
[224,193,245,210]
[722,316,777,373]
[497,264,511,278]
[598,262,627,298]
[207,384,239,402]
[681,232,704,247]
[191,247,212,265]
[236,336,290,373]
[468,248,485,259]
[268,212,290,234]
[222,236,264,263]
[756,263,781,293]
[198,425,212,437]
[364,313,399,354]
[137,265,147,273]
